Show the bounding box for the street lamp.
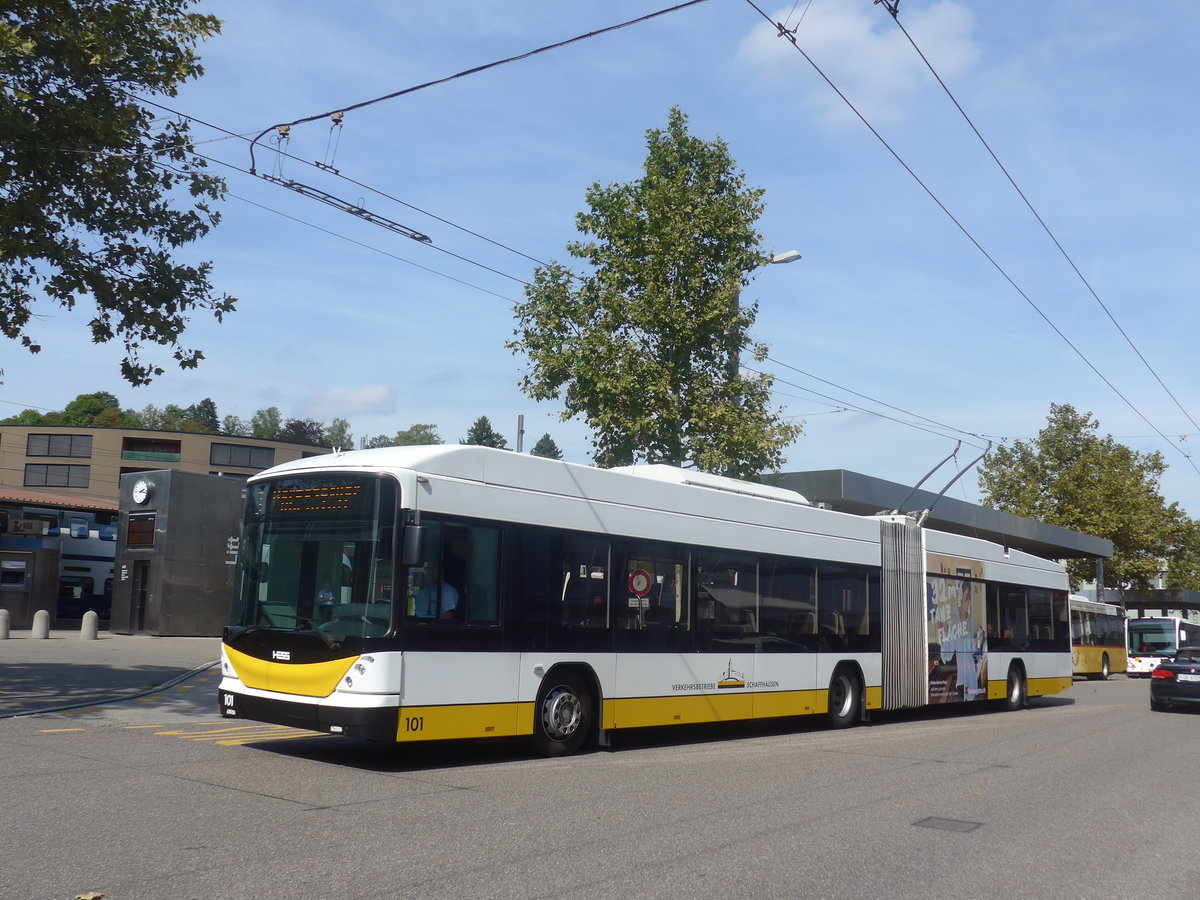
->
[770,250,802,264]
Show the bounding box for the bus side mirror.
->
[400,525,426,568]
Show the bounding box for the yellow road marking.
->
[155,723,326,743]
[40,728,86,733]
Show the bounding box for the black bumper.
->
[219,689,399,742]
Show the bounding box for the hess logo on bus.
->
[272,650,291,661]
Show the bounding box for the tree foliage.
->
[279,417,326,446]
[0,0,235,384]
[325,417,353,450]
[461,416,507,449]
[977,403,1182,592]
[509,107,800,478]
[249,406,281,439]
[364,423,442,448]
[530,433,563,460]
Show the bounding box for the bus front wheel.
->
[826,668,860,728]
[532,670,593,757]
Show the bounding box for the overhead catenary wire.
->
[877,0,1200,438]
[134,93,556,272]
[247,0,712,174]
[741,0,1200,478]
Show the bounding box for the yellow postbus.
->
[1069,595,1127,679]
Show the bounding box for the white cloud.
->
[736,1,978,128]
[305,385,397,420]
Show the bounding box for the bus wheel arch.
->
[826,663,863,728]
[1002,662,1027,711]
[531,665,598,757]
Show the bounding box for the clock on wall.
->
[132,479,153,505]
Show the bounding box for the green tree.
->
[509,107,801,478]
[325,417,353,450]
[139,403,164,430]
[221,414,247,436]
[977,403,1181,592]
[394,423,442,446]
[461,416,508,449]
[0,0,236,384]
[364,433,395,449]
[1165,517,1200,591]
[250,406,281,440]
[0,408,45,425]
[530,433,563,460]
[60,392,119,426]
[279,418,326,446]
[183,398,220,433]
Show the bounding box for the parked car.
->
[1150,647,1200,711]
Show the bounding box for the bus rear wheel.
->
[1002,666,1026,711]
[826,668,860,728]
[532,670,593,757]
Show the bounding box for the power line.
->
[741,0,1200,478]
[134,94,556,277]
[878,1,1200,437]
[246,0,712,174]
[152,153,519,303]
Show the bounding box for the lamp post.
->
[771,250,802,264]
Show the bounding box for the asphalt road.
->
[0,672,1193,900]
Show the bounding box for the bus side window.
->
[557,535,609,629]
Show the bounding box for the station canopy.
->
[777,469,1112,561]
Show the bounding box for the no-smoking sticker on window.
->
[628,569,653,597]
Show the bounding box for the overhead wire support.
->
[261,174,432,243]
[247,0,711,175]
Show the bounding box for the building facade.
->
[0,426,328,626]
[0,425,328,505]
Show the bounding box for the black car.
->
[1150,646,1200,711]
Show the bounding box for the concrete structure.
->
[111,470,244,637]
[0,425,327,626]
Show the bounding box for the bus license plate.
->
[1178,673,1200,683]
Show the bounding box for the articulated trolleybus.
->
[219,446,1073,755]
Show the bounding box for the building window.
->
[25,464,90,488]
[210,442,274,469]
[27,434,92,458]
[121,437,181,463]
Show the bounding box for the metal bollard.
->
[81,609,99,640]
[32,609,50,639]
[0,608,8,639]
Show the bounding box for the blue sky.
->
[6,1,1200,514]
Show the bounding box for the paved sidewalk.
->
[0,629,222,717]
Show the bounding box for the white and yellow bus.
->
[1068,595,1127,679]
[218,446,1073,755]
[1127,616,1200,676]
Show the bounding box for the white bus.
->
[1127,616,1200,676]
[218,446,1074,755]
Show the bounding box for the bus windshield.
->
[228,474,397,638]
[1128,620,1177,655]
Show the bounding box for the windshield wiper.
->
[296,615,343,650]
[225,624,266,644]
